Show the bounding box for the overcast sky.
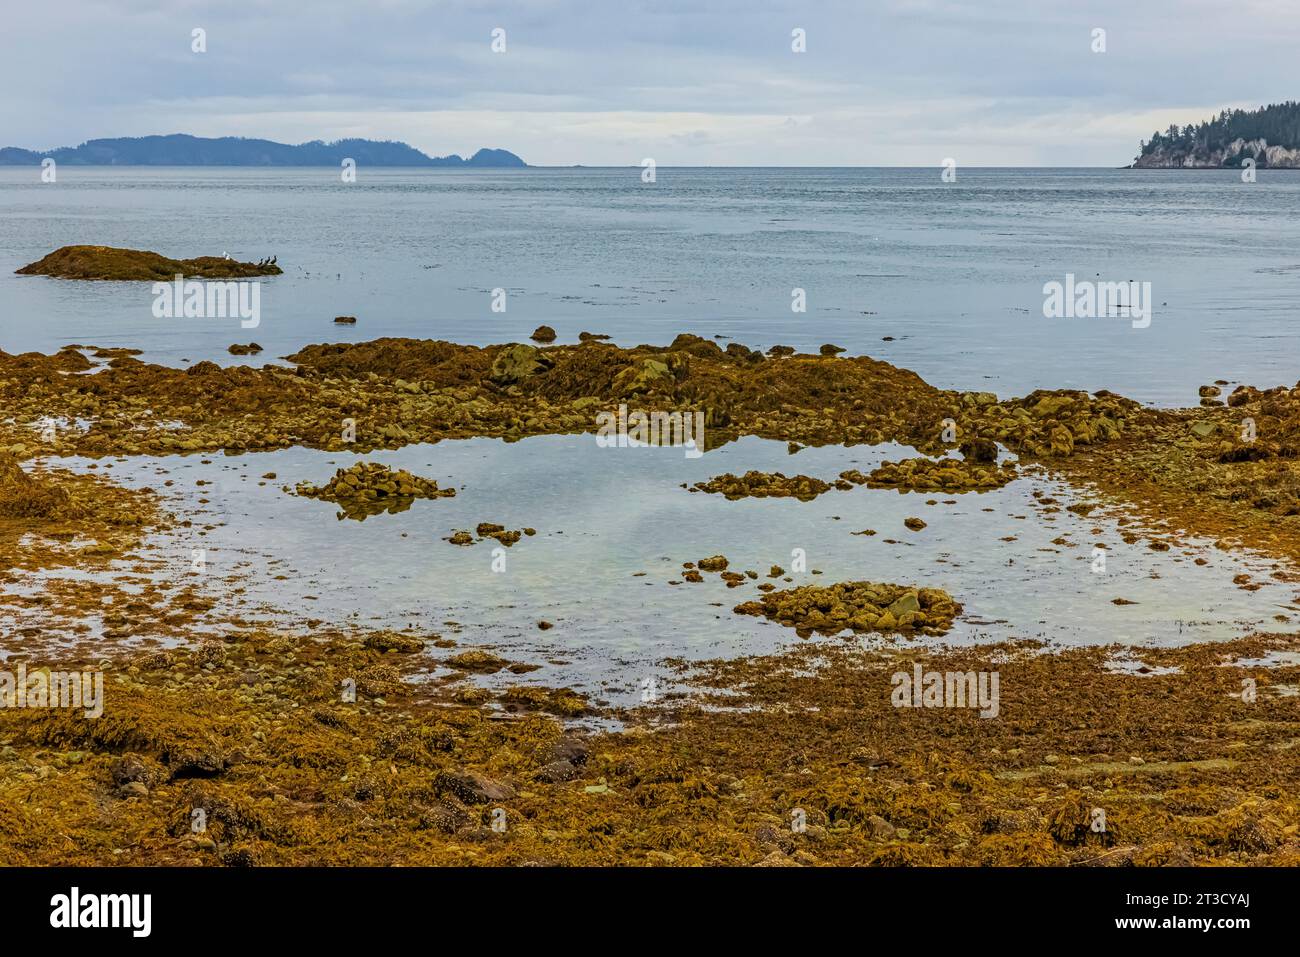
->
[3,0,1298,166]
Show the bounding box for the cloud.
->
[3,0,1300,164]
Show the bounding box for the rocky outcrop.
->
[1132,138,1300,169]
[16,245,282,280]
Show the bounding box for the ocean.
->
[3,166,1299,406]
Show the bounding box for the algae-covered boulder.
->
[489,343,554,385]
[434,770,516,804]
[960,437,999,464]
[1029,394,1079,419]
[612,357,675,396]
[1049,425,1075,456]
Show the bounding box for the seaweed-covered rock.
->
[612,357,677,396]
[868,456,1015,493]
[692,470,832,501]
[364,632,426,653]
[0,453,73,519]
[490,344,553,385]
[734,580,962,637]
[446,650,508,673]
[293,462,454,520]
[433,770,516,804]
[959,437,999,464]
[16,245,282,280]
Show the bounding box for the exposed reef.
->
[16,245,282,280]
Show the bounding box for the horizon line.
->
[1,163,1188,170]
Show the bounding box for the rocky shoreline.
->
[3,335,1298,560]
[2,333,1300,865]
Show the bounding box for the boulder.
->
[490,343,553,385]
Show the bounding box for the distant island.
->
[0,134,526,168]
[1132,101,1300,168]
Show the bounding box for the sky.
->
[3,0,1299,166]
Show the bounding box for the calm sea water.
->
[2,166,1299,405]
[20,437,1291,706]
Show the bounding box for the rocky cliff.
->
[1133,137,1300,168]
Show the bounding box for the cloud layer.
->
[4,0,1299,165]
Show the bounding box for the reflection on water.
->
[13,434,1295,706]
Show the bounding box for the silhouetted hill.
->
[0,134,526,168]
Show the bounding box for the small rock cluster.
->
[867,456,1016,492]
[447,523,536,547]
[691,471,832,501]
[293,462,454,519]
[734,581,963,637]
[678,554,769,588]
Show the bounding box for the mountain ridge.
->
[0,134,526,168]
